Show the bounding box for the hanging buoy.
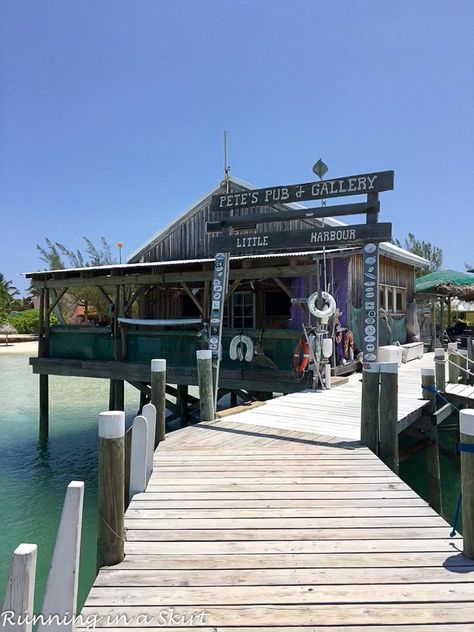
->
[293,338,310,373]
[322,338,333,359]
[307,291,336,319]
[229,335,254,362]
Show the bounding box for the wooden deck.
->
[80,353,474,630]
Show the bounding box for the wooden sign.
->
[210,222,392,254]
[209,252,230,364]
[361,243,380,365]
[211,170,394,212]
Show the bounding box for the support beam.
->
[39,374,49,442]
[177,384,189,425]
[180,282,203,314]
[272,277,292,298]
[378,362,398,473]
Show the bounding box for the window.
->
[230,291,255,329]
[379,284,406,314]
[265,291,291,317]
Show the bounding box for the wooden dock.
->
[80,353,474,630]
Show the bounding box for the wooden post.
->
[448,342,459,384]
[38,481,84,631]
[434,348,446,392]
[426,419,442,516]
[430,298,436,351]
[196,349,214,422]
[459,350,469,385]
[421,368,436,414]
[151,359,166,446]
[379,362,398,473]
[177,384,189,425]
[1,543,37,632]
[460,409,474,559]
[114,380,125,411]
[97,411,125,569]
[39,374,49,442]
[361,363,380,454]
[468,336,474,386]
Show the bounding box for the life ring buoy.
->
[293,338,310,374]
[229,335,254,362]
[307,291,336,319]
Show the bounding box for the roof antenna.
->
[223,130,230,193]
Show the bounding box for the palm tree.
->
[0,273,20,312]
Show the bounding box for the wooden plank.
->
[124,527,452,541]
[85,582,474,605]
[94,564,474,586]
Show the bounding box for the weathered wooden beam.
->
[272,277,292,298]
[32,263,321,289]
[433,402,453,426]
[47,287,68,316]
[180,282,203,314]
[124,286,145,315]
[97,285,113,305]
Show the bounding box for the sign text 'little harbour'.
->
[210,222,392,254]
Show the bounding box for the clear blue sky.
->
[1,0,473,293]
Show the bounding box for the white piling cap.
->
[196,349,212,360]
[448,342,458,350]
[421,368,435,377]
[460,409,474,437]
[151,359,166,372]
[434,348,445,359]
[13,543,37,556]
[363,362,380,373]
[379,362,398,373]
[99,411,125,438]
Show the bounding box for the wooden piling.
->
[379,362,398,473]
[460,409,474,559]
[448,342,460,384]
[151,359,166,446]
[361,363,380,454]
[426,418,442,516]
[177,384,189,425]
[97,411,125,569]
[459,350,469,386]
[421,368,436,414]
[196,349,214,422]
[39,374,49,442]
[434,348,446,392]
[468,336,474,386]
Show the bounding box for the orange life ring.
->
[293,338,310,373]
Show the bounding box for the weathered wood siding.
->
[350,254,415,308]
[133,183,329,263]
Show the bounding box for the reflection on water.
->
[0,351,138,609]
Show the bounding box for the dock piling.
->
[196,349,215,421]
[97,411,125,569]
[151,359,166,446]
[361,362,380,454]
[421,368,436,414]
[460,409,474,559]
[434,348,446,392]
[379,362,399,473]
[448,342,460,384]
[39,374,49,442]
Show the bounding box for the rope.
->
[450,348,474,366]
[423,384,461,412]
[446,355,474,377]
[98,509,128,542]
[450,493,462,538]
[459,443,474,454]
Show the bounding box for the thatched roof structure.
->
[415,269,474,300]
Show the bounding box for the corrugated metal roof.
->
[24,248,357,278]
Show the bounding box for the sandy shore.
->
[0,340,38,355]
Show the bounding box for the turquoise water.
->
[0,350,138,610]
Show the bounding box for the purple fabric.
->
[332,257,349,327]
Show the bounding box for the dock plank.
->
[79,353,474,629]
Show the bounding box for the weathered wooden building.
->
[27,175,429,430]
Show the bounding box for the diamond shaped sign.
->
[313,159,328,179]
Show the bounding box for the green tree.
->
[35,236,118,320]
[0,273,20,315]
[393,233,443,277]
